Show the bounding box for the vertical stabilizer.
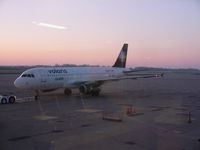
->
[112,43,128,68]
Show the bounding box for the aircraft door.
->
[40,72,47,89]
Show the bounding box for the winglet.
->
[112,43,128,68]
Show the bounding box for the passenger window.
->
[27,74,31,77]
[31,74,35,78]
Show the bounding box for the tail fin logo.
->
[119,50,126,63]
[112,43,128,68]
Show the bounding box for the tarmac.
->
[0,72,200,150]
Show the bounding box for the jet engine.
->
[79,84,90,94]
[79,84,101,96]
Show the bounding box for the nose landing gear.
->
[35,90,39,100]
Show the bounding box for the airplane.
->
[14,43,163,99]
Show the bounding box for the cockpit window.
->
[22,74,27,77]
[21,74,35,78]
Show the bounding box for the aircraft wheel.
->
[64,88,72,96]
[91,91,99,96]
[91,89,100,96]
[9,96,15,103]
[1,98,7,104]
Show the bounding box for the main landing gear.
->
[90,88,101,96]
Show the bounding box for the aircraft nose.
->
[14,78,23,88]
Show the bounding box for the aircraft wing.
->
[123,69,149,74]
[72,73,164,87]
[102,73,164,82]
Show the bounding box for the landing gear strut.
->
[35,90,39,100]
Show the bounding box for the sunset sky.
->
[0,0,200,68]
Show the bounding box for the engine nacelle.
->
[79,84,91,94]
[79,84,101,96]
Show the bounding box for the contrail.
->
[32,21,67,30]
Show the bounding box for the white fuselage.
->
[14,67,128,91]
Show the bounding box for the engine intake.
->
[79,84,101,96]
[79,84,90,94]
